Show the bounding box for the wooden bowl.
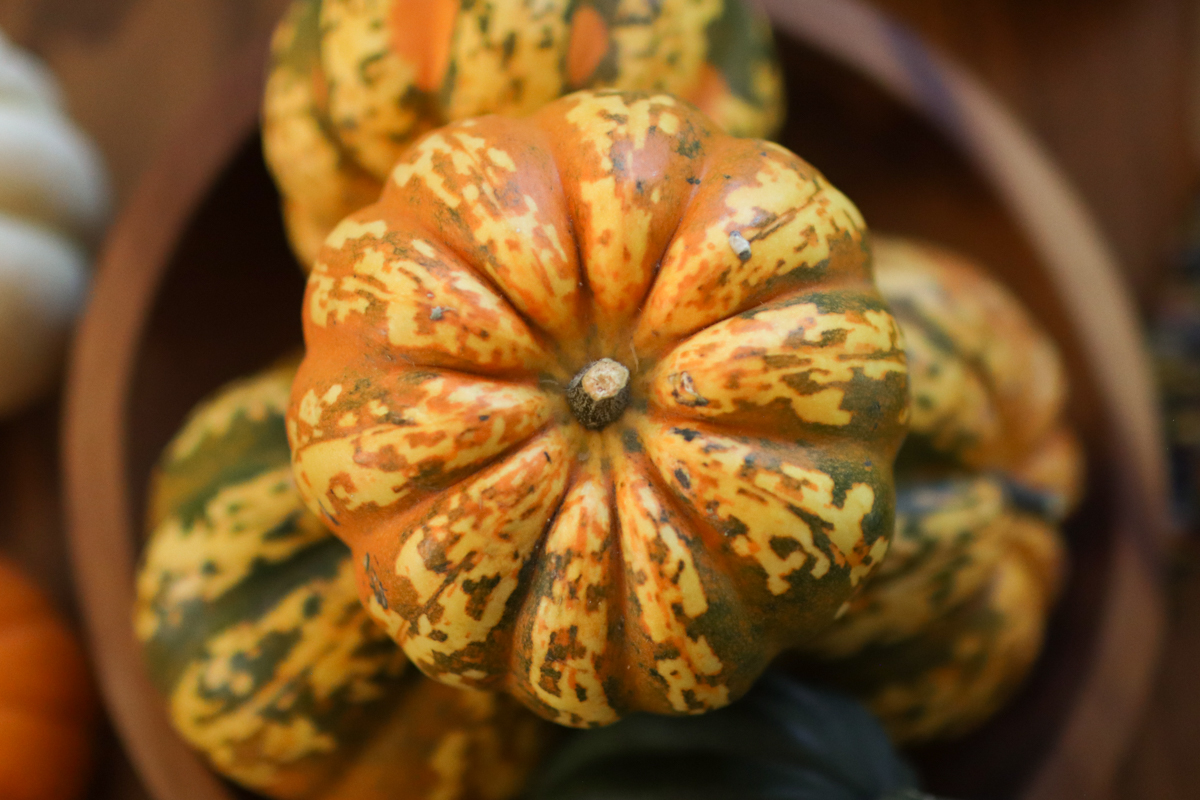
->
[63,2,1172,799]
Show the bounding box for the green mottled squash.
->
[796,237,1083,743]
[134,360,552,799]
[528,672,947,800]
[262,0,784,268]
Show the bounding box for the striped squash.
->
[287,91,911,728]
[799,237,1082,743]
[262,0,784,268]
[0,30,108,416]
[134,361,551,799]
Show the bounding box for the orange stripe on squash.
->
[567,5,609,88]
[389,0,460,92]
[688,64,730,121]
[310,64,330,114]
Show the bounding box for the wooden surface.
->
[0,0,1195,798]
[869,0,1198,303]
[63,40,276,800]
[1119,541,1200,800]
[0,0,288,204]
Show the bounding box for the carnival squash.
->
[0,557,97,800]
[288,90,911,728]
[528,672,941,800]
[135,361,551,799]
[262,0,784,268]
[0,29,108,416]
[798,237,1082,743]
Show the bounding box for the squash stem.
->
[567,358,631,430]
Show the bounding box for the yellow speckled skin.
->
[262,0,784,269]
[287,91,911,728]
[797,237,1083,743]
[135,362,550,799]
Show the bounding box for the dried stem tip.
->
[567,358,632,430]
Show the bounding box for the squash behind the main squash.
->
[262,0,784,268]
[135,360,552,799]
[796,237,1082,743]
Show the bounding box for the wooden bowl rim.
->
[63,5,1171,800]
[62,41,267,800]
[757,4,1171,797]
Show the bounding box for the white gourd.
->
[0,30,109,416]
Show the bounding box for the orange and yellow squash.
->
[0,557,96,800]
[287,90,911,728]
[262,0,784,268]
[798,237,1082,743]
[135,361,551,799]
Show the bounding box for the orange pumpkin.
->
[262,0,784,268]
[0,557,96,800]
[288,90,911,727]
